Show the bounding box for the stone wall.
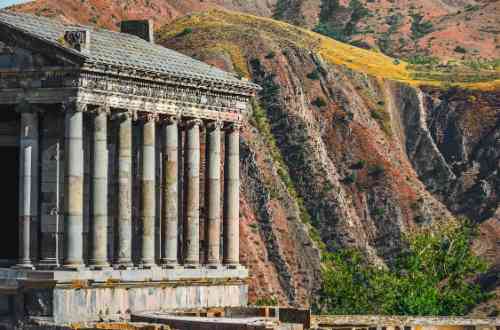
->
[51,283,247,323]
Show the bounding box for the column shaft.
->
[161,118,179,267]
[115,113,133,268]
[17,108,39,268]
[89,110,109,268]
[223,124,240,266]
[63,104,85,269]
[205,122,221,267]
[183,119,201,267]
[140,115,156,267]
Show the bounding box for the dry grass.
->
[158,9,499,91]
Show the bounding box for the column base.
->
[37,259,61,270]
[61,263,87,271]
[224,263,243,270]
[183,263,200,269]
[206,263,222,269]
[113,263,135,270]
[13,262,35,270]
[138,261,158,269]
[113,259,135,270]
[160,261,181,269]
[89,262,112,270]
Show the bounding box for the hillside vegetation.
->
[158,10,500,90]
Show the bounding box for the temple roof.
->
[0,10,260,93]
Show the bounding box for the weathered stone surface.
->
[183,120,202,267]
[223,125,240,266]
[205,121,222,266]
[161,119,179,267]
[63,105,85,269]
[140,117,156,268]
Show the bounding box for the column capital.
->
[159,114,180,125]
[224,122,242,132]
[184,118,203,129]
[137,111,159,122]
[111,110,133,122]
[205,120,224,131]
[89,104,111,116]
[15,101,43,114]
[61,100,86,113]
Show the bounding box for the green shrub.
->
[265,51,276,59]
[407,55,440,65]
[312,97,327,108]
[178,27,193,37]
[368,164,385,177]
[351,160,366,170]
[255,296,279,306]
[454,46,467,54]
[372,207,385,217]
[342,173,357,185]
[250,58,262,71]
[307,70,320,80]
[464,4,480,12]
[410,13,434,39]
[370,109,383,120]
[318,220,491,315]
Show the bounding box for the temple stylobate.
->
[0,10,260,324]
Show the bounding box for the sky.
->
[0,0,32,9]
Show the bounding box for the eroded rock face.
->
[162,32,499,308]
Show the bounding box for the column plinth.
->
[15,104,39,269]
[114,112,134,269]
[161,117,179,268]
[205,121,222,268]
[63,102,85,270]
[223,123,240,267]
[183,119,202,268]
[89,108,110,269]
[140,113,156,268]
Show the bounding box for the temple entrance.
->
[0,146,19,264]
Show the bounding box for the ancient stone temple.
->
[0,10,259,324]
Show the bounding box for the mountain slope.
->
[12,0,277,29]
[13,0,500,60]
[273,0,500,60]
[157,9,500,310]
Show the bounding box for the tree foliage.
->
[317,220,491,315]
[313,0,370,43]
[410,13,434,39]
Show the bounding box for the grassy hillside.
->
[158,10,500,90]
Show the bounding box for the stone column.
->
[16,104,39,269]
[183,119,202,267]
[140,113,156,268]
[161,117,179,268]
[63,102,85,269]
[223,123,240,267]
[89,108,110,269]
[114,112,134,268]
[205,121,222,267]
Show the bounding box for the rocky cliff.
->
[155,10,499,309]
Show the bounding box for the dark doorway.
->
[0,147,19,264]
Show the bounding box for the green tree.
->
[318,220,491,316]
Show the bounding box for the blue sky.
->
[0,0,33,9]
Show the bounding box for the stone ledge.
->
[0,266,249,290]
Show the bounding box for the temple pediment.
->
[0,40,72,69]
